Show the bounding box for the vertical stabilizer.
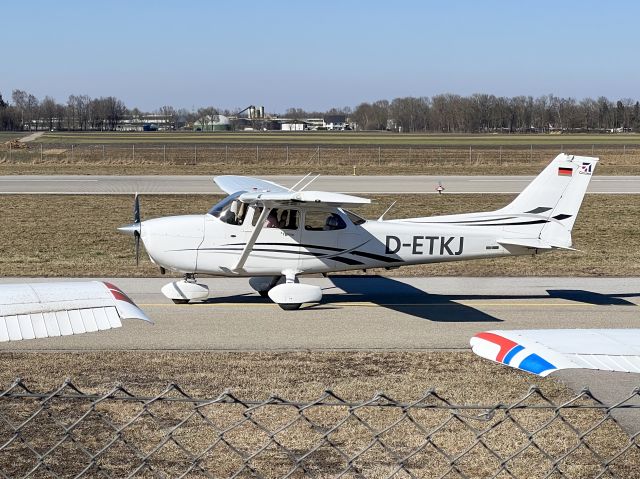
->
[499,153,598,237]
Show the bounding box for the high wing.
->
[0,281,151,342]
[238,190,371,208]
[214,175,290,195]
[470,329,640,377]
[214,175,371,208]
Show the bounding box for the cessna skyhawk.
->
[119,153,597,310]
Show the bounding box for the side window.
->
[304,211,346,231]
[279,210,299,230]
[253,208,299,230]
[252,207,264,226]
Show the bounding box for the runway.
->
[0,175,638,194]
[1,276,637,351]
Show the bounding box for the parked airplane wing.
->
[0,281,151,342]
[470,329,640,376]
[238,190,371,208]
[214,175,290,195]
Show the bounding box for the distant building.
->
[323,115,348,130]
[281,121,307,131]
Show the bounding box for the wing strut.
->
[232,207,270,272]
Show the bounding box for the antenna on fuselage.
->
[289,173,312,192]
[378,201,396,221]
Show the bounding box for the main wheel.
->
[278,303,301,311]
[258,290,270,298]
[172,299,190,304]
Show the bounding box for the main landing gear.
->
[161,274,209,304]
[251,271,322,311]
[162,272,322,310]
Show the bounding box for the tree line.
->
[1,89,639,133]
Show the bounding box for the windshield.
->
[344,209,367,225]
[208,191,244,216]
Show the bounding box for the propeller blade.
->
[134,230,140,266]
[133,193,140,224]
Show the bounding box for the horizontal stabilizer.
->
[471,329,640,376]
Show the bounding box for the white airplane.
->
[470,329,640,377]
[0,281,150,342]
[119,153,597,310]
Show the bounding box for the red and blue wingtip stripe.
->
[473,332,556,376]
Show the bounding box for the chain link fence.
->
[1,379,640,478]
[2,143,640,174]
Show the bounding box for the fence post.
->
[623,144,626,155]
[8,140,11,161]
[317,145,320,166]
[469,145,472,163]
[286,145,289,163]
[163,145,166,163]
[499,146,502,164]
[40,144,43,161]
[530,144,532,161]
[132,144,135,161]
[71,144,74,161]
[225,145,228,162]
[256,145,259,162]
[194,145,197,165]
[102,144,105,161]
[378,146,381,165]
[592,144,594,155]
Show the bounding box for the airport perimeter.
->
[2,379,640,478]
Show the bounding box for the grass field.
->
[1,142,640,175]
[1,194,638,277]
[0,351,636,477]
[0,132,27,142]
[34,131,640,145]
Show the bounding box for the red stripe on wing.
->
[474,332,519,362]
[103,282,134,304]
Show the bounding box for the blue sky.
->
[2,1,638,112]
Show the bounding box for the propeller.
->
[133,193,141,265]
[117,193,142,265]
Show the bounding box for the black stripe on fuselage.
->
[525,207,552,214]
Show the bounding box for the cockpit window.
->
[304,211,347,231]
[208,192,247,225]
[344,209,366,225]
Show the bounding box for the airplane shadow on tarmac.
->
[324,276,638,322]
[202,275,638,323]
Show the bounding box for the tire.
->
[172,299,190,304]
[258,290,270,298]
[279,303,301,311]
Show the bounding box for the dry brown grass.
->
[0,351,637,478]
[0,194,637,278]
[1,144,639,175]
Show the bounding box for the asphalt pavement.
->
[0,175,638,194]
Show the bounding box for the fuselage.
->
[139,204,545,276]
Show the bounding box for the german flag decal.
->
[558,167,573,176]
